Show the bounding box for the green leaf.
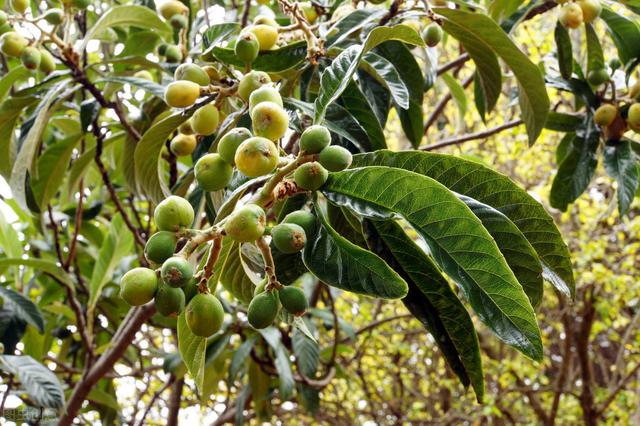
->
[258,328,294,400]
[603,140,639,216]
[80,5,171,52]
[314,24,424,123]
[31,134,81,209]
[545,111,582,132]
[302,203,408,299]
[117,30,161,58]
[0,66,30,102]
[98,76,166,99]
[10,82,71,210]
[134,112,190,203]
[437,7,550,145]
[0,96,38,179]
[88,386,121,411]
[229,335,258,383]
[210,41,308,73]
[600,7,640,66]
[0,287,44,333]
[211,237,256,304]
[550,119,599,211]
[87,214,134,331]
[441,73,468,131]
[365,220,484,401]
[177,312,206,392]
[340,82,386,151]
[459,195,543,307]
[585,23,605,74]
[67,133,122,197]
[0,355,65,409]
[360,52,409,109]
[351,150,574,298]
[554,22,573,80]
[326,8,387,47]
[0,258,74,288]
[201,23,241,54]
[324,166,542,359]
[292,326,319,378]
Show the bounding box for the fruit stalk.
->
[256,236,282,291]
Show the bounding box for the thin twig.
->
[422,119,523,151]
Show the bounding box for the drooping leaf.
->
[436,7,550,144]
[177,312,206,392]
[360,51,409,109]
[554,22,573,80]
[31,134,81,209]
[0,287,45,333]
[351,150,575,298]
[339,82,386,151]
[585,23,605,75]
[323,166,542,360]
[258,328,294,400]
[302,203,409,299]
[365,220,484,401]
[229,335,258,383]
[600,7,640,66]
[603,140,639,215]
[0,355,65,409]
[0,66,31,102]
[211,237,256,304]
[292,325,319,378]
[0,96,38,179]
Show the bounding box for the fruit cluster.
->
[557,0,602,30]
[0,8,57,74]
[594,80,640,139]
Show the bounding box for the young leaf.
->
[603,140,639,215]
[437,8,550,145]
[323,166,543,360]
[351,150,575,298]
[302,203,409,299]
[0,355,65,409]
[366,220,484,401]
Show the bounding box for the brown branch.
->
[547,301,574,426]
[57,303,156,426]
[595,363,640,417]
[423,74,474,136]
[436,54,470,77]
[135,377,175,426]
[422,119,523,151]
[167,376,184,426]
[64,172,84,270]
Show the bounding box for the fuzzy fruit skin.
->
[594,104,617,127]
[165,80,200,108]
[120,268,158,306]
[318,145,353,172]
[170,14,188,30]
[235,32,260,64]
[161,256,193,288]
[224,204,266,242]
[299,125,331,154]
[218,127,252,164]
[559,3,583,29]
[145,231,177,264]
[235,136,279,177]
[587,68,609,86]
[154,195,195,232]
[247,290,279,329]
[20,47,41,70]
[43,9,64,25]
[249,86,283,115]
[134,70,154,81]
[279,286,308,316]
[578,0,601,23]
[191,104,219,135]
[238,71,271,101]
[39,49,55,74]
[294,162,329,191]
[155,282,186,317]
[628,103,640,133]
[10,0,28,14]
[185,293,225,337]
[283,210,316,236]
[254,15,278,27]
[194,153,233,191]
[174,63,210,86]
[203,65,220,82]
[170,133,197,156]
[423,23,443,47]
[299,2,318,24]
[0,32,28,57]
[629,81,640,100]
[158,0,188,20]
[164,44,182,63]
[0,11,6,26]
[249,24,278,51]
[271,223,306,253]
[251,101,289,141]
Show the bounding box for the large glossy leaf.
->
[436,8,550,144]
[323,167,542,359]
[366,220,484,401]
[0,355,64,409]
[339,82,386,151]
[600,8,640,66]
[360,52,409,109]
[292,326,319,378]
[80,5,171,52]
[550,119,600,211]
[603,140,639,215]
[134,112,190,203]
[177,312,206,392]
[554,22,573,80]
[459,195,543,307]
[0,287,44,333]
[351,150,574,298]
[302,203,408,299]
[87,214,134,331]
[31,134,81,209]
[325,8,387,47]
[10,82,70,210]
[210,41,308,73]
[314,24,424,123]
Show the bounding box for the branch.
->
[422,119,523,151]
[423,74,473,136]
